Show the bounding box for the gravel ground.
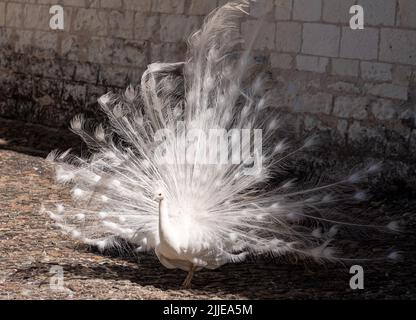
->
[0,120,415,300]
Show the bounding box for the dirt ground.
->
[0,120,415,299]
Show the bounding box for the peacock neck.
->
[158,198,172,244]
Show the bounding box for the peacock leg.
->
[181,265,195,289]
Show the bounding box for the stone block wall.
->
[243,0,416,163]
[0,0,206,127]
[0,0,415,179]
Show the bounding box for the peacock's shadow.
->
[9,242,398,298]
[52,245,358,298]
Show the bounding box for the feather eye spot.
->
[270,203,280,209]
[312,228,322,238]
[328,225,339,238]
[56,204,64,213]
[111,179,121,187]
[229,233,238,241]
[348,173,361,183]
[98,93,111,105]
[75,213,85,221]
[56,167,74,183]
[286,212,301,222]
[98,211,108,219]
[256,214,267,221]
[386,221,401,232]
[70,115,85,131]
[274,141,287,154]
[72,188,84,198]
[71,230,82,239]
[387,251,403,261]
[354,191,367,201]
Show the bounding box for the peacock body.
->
[44,1,398,288]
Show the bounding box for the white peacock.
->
[44,1,400,288]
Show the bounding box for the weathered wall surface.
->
[0,0,204,127]
[0,0,416,180]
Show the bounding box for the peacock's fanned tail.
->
[43,1,399,265]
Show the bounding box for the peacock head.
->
[153,188,164,202]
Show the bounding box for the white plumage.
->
[44,1,398,288]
